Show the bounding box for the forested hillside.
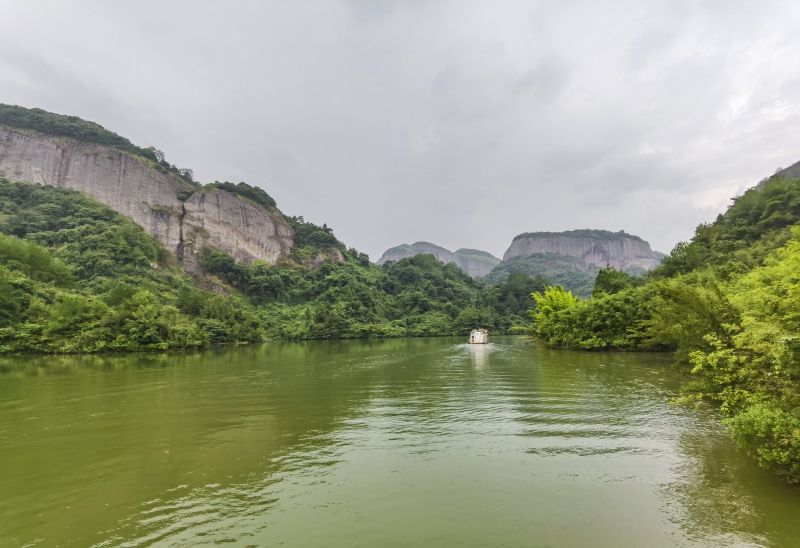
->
[483,253,598,297]
[0,180,544,352]
[484,229,663,295]
[530,174,800,482]
[200,226,541,339]
[0,180,262,352]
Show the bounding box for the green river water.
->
[1,337,799,547]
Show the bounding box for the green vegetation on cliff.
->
[0,179,538,350]
[205,181,277,209]
[511,229,646,243]
[0,104,197,186]
[0,179,262,352]
[484,253,597,297]
[201,239,533,339]
[530,174,800,482]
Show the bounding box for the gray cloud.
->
[1,0,799,258]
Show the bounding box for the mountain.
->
[483,229,664,296]
[772,159,800,180]
[527,167,800,483]
[0,104,541,352]
[378,241,455,265]
[376,242,500,278]
[502,229,664,272]
[0,104,294,273]
[452,248,502,279]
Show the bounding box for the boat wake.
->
[453,342,504,368]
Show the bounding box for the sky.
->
[2,0,800,260]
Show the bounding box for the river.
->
[1,337,798,546]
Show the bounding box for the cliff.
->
[772,160,800,181]
[452,248,501,278]
[377,242,500,278]
[0,121,293,272]
[182,187,293,271]
[502,230,664,273]
[378,242,456,265]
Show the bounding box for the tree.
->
[593,266,635,297]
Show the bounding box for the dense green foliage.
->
[530,175,800,482]
[512,229,646,243]
[0,104,197,186]
[0,180,262,352]
[656,176,800,278]
[0,179,537,351]
[484,253,597,297]
[287,216,347,256]
[481,272,547,333]
[592,266,643,297]
[201,245,533,339]
[205,181,277,209]
[0,104,138,153]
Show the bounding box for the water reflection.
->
[457,342,494,369]
[667,416,800,546]
[1,338,799,546]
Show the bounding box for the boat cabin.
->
[469,328,488,344]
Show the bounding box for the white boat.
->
[469,328,488,344]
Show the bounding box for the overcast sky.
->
[2,1,800,259]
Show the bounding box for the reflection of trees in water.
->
[666,415,800,547]
[491,344,800,545]
[493,343,682,440]
[0,344,360,543]
[0,338,476,545]
[7,339,799,546]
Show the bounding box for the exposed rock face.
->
[764,160,800,185]
[378,242,457,266]
[311,247,346,268]
[0,125,293,271]
[0,125,188,252]
[377,241,500,279]
[182,188,293,271]
[453,248,501,278]
[502,230,663,273]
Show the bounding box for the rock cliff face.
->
[378,242,457,266]
[377,242,500,278]
[0,125,189,252]
[503,230,663,273]
[182,188,294,271]
[452,248,502,278]
[0,125,293,271]
[773,160,800,181]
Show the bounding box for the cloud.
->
[1,0,799,259]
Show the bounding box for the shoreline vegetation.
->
[0,179,541,354]
[1,104,798,485]
[530,173,800,483]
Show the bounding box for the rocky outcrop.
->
[0,125,189,252]
[310,247,346,268]
[773,160,800,181]
[502,230,663,273]
[378,242,457,266]
[0,125,293,271]
[182,187,293,271]
[377,241,500,278]
[453,249,501,278]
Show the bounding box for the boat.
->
[468,328,488,344]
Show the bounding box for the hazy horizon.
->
[3,1,800,259]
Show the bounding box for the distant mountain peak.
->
[377,242,500,278]
[503,229,662,269]
[511,229,645,243]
